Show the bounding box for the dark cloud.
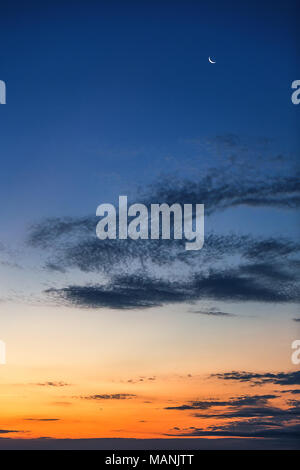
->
[27,169,300,253]
[243,239,300,261]
[192,267,298,303]
[45,275,193,310]
[27,216,95,249]
[27,222,300,277]
[237,262,295,281]
[45,259,300,309]
[26,166,300,276]
[165,394,277,410]
[26,165,300,309]
[165,373,300,439]
[211,370,300,386]
[81,394,136,400]
[293,318,300,322]
[24,418,60,422]
[127,376,156,384]
[0,429,21,434]
[33,231,184,273]
[193,404,300,420]
[164,389,300,440]
[35,381,70,387]
[142,172,300,216]
[166,423,300,439]
[191,307,235,317]
[287,399,300,407]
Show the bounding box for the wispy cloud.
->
[127,377,156,384]
[142,172,300,216]
[80,394,137,400]
[26,163,300,276]
[24,418,60,422]
[190,307,235,317]
[24,156,300,310]
[35,381,70,387]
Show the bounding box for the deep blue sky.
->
[0,0,299,235]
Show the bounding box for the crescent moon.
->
[208,56,216,64]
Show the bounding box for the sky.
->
[0,0,299,449]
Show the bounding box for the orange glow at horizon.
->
[0,301,298,440]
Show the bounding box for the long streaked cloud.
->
[211,371,300,386]
[27,168,300,251]
[193,403,300,420]
[142,173,300,216]
[45,257,300,309]
[126,376,156,384]
[0,429,22,434]
[29,231,300,285]
[35,381,70,387]
[190,305,236,316]
[80,394,137,400]
[166,422,300,439]
[165,391,300,439]
[27,167,300,274]
[191,310,235,317]
[191,395,300,421]
[165,394,277,411]
[24,418,60,422]
[45,276,192,310]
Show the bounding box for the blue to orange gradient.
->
[0,0,299,449]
